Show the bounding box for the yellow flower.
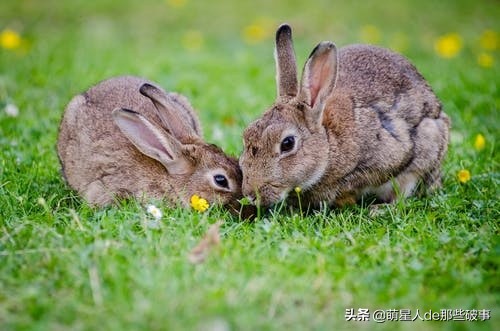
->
[182,30,204,52]
[242,17,273,44]
[477,53,494,68]
[166,0,187,8]
[360,25,381,44]
[474,134,486,151]
[294,186,302,194]
[191,194,209,212]
[0,29,22,50]
[457,169,471,184]
[479,30,498,51]
[434,33,463,59]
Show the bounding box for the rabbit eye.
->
[280,136,295,153]
[213,174,229,189]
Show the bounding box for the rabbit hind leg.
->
[370,171,420,203]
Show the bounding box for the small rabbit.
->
[57,76,245,212]
[240,24,450,208]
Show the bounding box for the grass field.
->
[0,0,498,330]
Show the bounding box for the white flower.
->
[146,204,162,220]
[5,103,19,117]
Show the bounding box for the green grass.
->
[0,0,498,330]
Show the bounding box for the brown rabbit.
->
[240,24,450,208]
[57,76,244,212]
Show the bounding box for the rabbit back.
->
[336,44,442,125]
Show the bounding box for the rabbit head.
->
[240,25,338,207]
[111,83,246,212]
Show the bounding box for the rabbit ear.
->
[275,24,298,100]
[299,42,338,121]
[139,83,199,143]
[112,108,192,175]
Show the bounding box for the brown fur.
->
[57,76,245,210]
[240,25,450,208]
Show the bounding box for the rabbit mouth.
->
[244,183,290,208]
